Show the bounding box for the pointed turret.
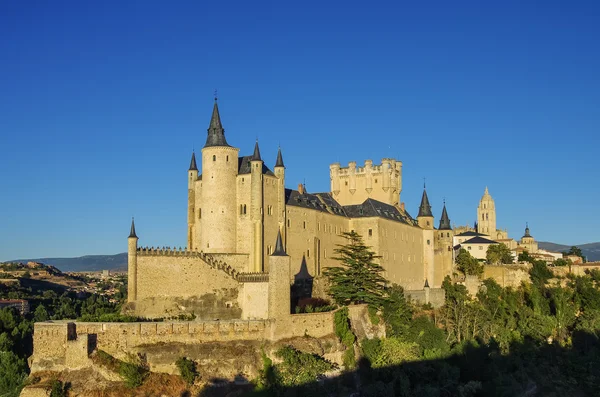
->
[128,217,138,239]
[275,147,284,168]
[204,99,230,148]
[438,203,451,230]
[189,151,198,171]
[418,188,433,217]
[252,140,262,161]
[272,230,287,256]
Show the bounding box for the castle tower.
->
[250,140,264,272]
[199,98,240,252]
[329,159,402,206]
[187,152,198,249]
[274,147,286,246]
[417,186,435,287]
[434,201,454,287]
[268,230,291,321]
[519,223,538,253]
[477,187,496,236]
[127,218,138,303]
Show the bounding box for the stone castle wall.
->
[405,288,445,308]
[131,249,241,319]
[483,264,532,288]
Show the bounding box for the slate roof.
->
[294,256,313,280]
[189,152,198,171]
[459,236,497,245]
[204,101,231,148]
[455,231,488,237]
[284,189,417,225]
[438,205,451,230]
[418,189,433,217]
[275,147,284,168]
[238,156,275,176]
[272,230,287,256]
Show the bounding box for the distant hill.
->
[538,242,600,262]
[7,253,127,273]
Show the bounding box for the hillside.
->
[8,253,127,273]
[538,242,600,262]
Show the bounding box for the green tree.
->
[553,258,571,267]
[381,284,413,337]
[323,231,387,307]
[33,304,49,322]
[0,351,27,397]
[176,357,198,385]
[486,243,513,265]
[529,260,553,286]
[455,248,483,277]
[518,250,533,263]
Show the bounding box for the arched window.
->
[213,155,216,161]
[243,205,247,214]
[486,213,489,220]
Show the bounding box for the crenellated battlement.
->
[137,246,239,279]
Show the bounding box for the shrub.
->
[119,355,147,388]
[334,307,357,369]
[49,379,67,397]
[273,346,336,387]
[368,305,380,325]
[176,357,198,385]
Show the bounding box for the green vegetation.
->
[49,379,67,397]
[323,231,387,307]
[563,245,586,262]
[176,357,198,385]
[455,248,484,276]
[272,346,336,387]
[486,243,514,264]
[334,307,356,369]
[119,354,148,388]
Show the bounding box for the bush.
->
[49,379,67,397]
[119,355,147,388]
[0,351,27,397]
[295,298,336,314]
[273,346,336,387]
[176,357,198,385]
[368,305,380,325]
[334,307,356,369]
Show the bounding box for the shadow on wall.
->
[195,330,600,397]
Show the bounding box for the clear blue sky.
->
[1,0,599,261]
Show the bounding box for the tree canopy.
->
[455,248,484,277]
[323,231,387,307]
[486,243,514,265]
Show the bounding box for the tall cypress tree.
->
[323,231,387,307]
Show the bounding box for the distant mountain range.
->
[5,241,600,272]
[538,242,600,262]
[7,253,128,272]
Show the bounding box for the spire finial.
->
[214,89,218,101]
[129,217,138,239]
[423,177,426,189]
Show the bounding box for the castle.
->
[125,98,452,319]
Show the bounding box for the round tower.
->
[250,140,264,272]
[187,151,199,249]
[127,218,138,303]
[274,147,286,243]
[200,99,240,252]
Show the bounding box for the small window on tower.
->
[199,209,201,219]
[287,219,290,228]
[427,239,430,245]
[368,229,373,237]
[303,221,306,229]
[226,155,229,162]
[307,249,310,258]
[213,155,216,161]
[375,179,378,183]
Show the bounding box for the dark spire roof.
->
[418,188,433,217]
[295,255,312,281]
[275,147,284,168]
[424,278,430,288]
[251,140,262,161]
[438,202,451,230]
[523,223,531,238]
[128,218,137,238]
[189,151,198,171]
[204,99,230,148]
[271,230,287,256]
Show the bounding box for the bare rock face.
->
[348,305,386,341]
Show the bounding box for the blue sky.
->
[1,0,599,260]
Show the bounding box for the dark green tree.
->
[455,248,484,277]
[323,231,387,307]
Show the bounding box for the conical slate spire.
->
[129,218,138,239]
[272,230,287,256]
[438,203,451,230]
[252,140,262,161]
[204,99,230,148]
[418,188,433,217]
[189,152,198,171]
[275,147,284,168]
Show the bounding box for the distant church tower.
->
[477,187,496,236]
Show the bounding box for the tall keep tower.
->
[193,98,240,252]
[417,186,435,286]
[434,202,454,287]
[477,187,496,236]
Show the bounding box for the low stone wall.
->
[405,288,445,308]
[551,263,600,277]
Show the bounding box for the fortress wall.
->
[133,251,241,319]
[405,288,445,308]
[282,311,336,339]
[483,264,531,288]
[239,281,269,320]
[208,253,249,273]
